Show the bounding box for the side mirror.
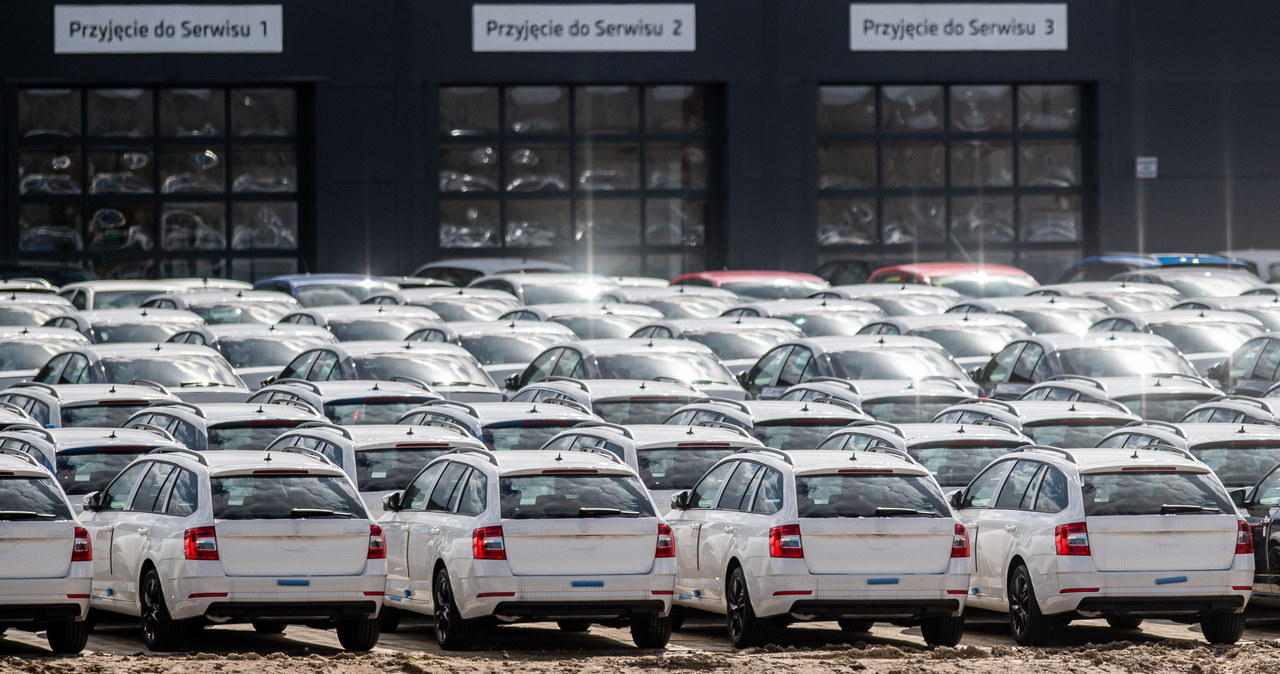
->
[1207,362,1225,381]
[948,489,965,509]
[82,491,104,512]
[382,491,403,512]
[260,376,276,387]
[968,366,985,382]
[1228,487,1249,508]
[505,373,522,391]
[670,490,690,511]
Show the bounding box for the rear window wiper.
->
[290,508,354,518]
[577,507,640,518]
[181,381,229,388]
[0,510,55,520]
[1159,504,1221,514]
[874,507,936,517]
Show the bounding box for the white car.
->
[78,447,387,652]
[666,447,970,648]
[379,448,676,650]
[952,445,1253,645]
[0,449,93,653]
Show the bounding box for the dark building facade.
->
[1,1,1274,282]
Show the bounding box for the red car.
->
[669,270,828,300]
[867,262,1039,298]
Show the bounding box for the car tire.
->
[669,606,686,631]
[1201,613,1245,645]
[46,619,89,654]
[920,615,965,647]
[837,619,874,633]
[433,567,477,651]
[140,568,186,652]
[1106,616,1143,630]
[252,621,286,634]
[630,615,673,649]
[380,606,402,633]
[1007,564,1054,646]
[336,617,381,652]
[557,620,591,632]
[725,566,769,649]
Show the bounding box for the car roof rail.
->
[8,382,61,398]
[147,400,206,418]
[147,447,209,465]
[573,421,635,439]
[446,446,500,466]
[130,423,177,443]
[809,396,862,413]
[859,444,918,464]
[419,419,475,437]
[388,375,434,392]
[268,378,323,394]
[2,424,55,444]
[562,445,626,464]
[1136,442,1198,463]
[266,398,322,416]
[847,419,905,437]
[0,446,44,468]
[736,446,794,465]
[543,376,591,392]
[295,421,354,440]
[272,445,337,466]
[1122,419,1188,439]
[128,379,174,395]
[537,397,593,415]
[954,397,1020,416]
[695,420,754,439]
[650,376,699,392]
[1148,372,1215,388]
[1015,445,1077,463]
[969,419,1024,435]
[701,398,753,415]
[0,401,34,419]
[915,375,971,393]
[1067,398,1134,415]
[420,399,480,417]
[1210,395,1276,412]
[804,377,861,394]
[1043,374,1107,391]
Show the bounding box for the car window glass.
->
[403,462,446,511]
[279,351,318,380]
[523,350,560,386]
[541,435,577,452]
[1010,344,1045,383]
[776,348,813,388]
[129,463,177,512]
[1256,468,1280,506]
[985,344,1024,384]
[689,461,736,509]
[34,353,70,383]
[61,354,89,384]
[1229,339,1267,381]
[552,350,582,378]
[961,460,1015,508]
[1018,465,1046,510]
[995,461,1043,509]
[309,351,339,381]
[653,327,673,339]
[104,462,151,510]
[456,469,488,516]
[750,347,792,388]
[665,410,694,425]
[716,461,762,510]
[1251,340,1280,381]
[165,469,198,516]
[751,468,783,514]
[1209,408,1243,424]
[171,420,199,449]
[426,462,468,512]
[1033,466,1068,512]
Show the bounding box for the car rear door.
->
[669,461,734,603]
[955,459,1016,606]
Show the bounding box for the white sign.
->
[1136,156,1158,179]
[850,3,1066,51]
[473,4,695,52]
[54,5,282,54]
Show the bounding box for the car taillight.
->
[1237,520,1254,555]
[184,526,218,560]
[656,524,675,558]
[368,524,387,559]
[1055,522,1090,556]
[769,524,803,558]
[951,523,970,558]
[473,526,506,560]
[71,527,92,562]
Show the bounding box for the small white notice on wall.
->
[473,4,695,52]
[850,3,1066,51]
[54,4,282,54]
[1135,157,1158,179]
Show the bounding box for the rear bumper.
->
[0,569,91,621]
[165,560,386,621]
[738,557,969,618]
[0,603,84,622]
[1073,595,1245,616]
[1034,557,1253,616]
[204,601,379,620]
[787,599,961,619]
[491,600,667,620]
[453,558,675,621]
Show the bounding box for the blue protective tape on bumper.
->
[571,580,604,587]
[867,578,899,585]
[277,579,310,586]
[1156,576,1188,585]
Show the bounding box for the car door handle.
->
[137,528,150,536]
[100,525,114,534]
[689,523,701,531]
[1004,524,1017,532]
[428,527,441,535]
[723,526,736,534]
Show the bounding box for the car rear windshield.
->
[1083,471,1231,516]
[0,305,64,325]
[95,290,160,309]
[797,473,948,518]
[594,400,688,425]
[753,422,855,451]
[1148,323,1259,354]
[1114,394,1208,423]
[642,297,734,319]
[101,355,243,388]
[826,348,969,381]
[681,328,798,361]
[484,424,576,451]
[909,442,1024,488]
[355,447,449,492]
[595,353,736,385]
[208,423,303,452]
[459,334,559,365]
[326,400,428,425]
[211,474,365,519]
[423,298,515,322]
[911,326,1030,359]
[931,274,1037,298]
[719,280,825,300]
[1006,309,1103,334]
[92,323,182,344]
[1190,442,1280,488]
[500,474,655,519]
[636,447,737,491]
[1024,421,1128,448]
[1057,346,1197,377]
[552,316,646,340]
[61,403,150,428]
[522,285,603,305]
[193,302,291,325]
[873,296,955,316]
[351,353,493,388]
[0,477,72,520]
[329,318,439,342]
[56,449,149,495]
[863,398,962,424]
[217,336,331,368]
[0,341,84,370]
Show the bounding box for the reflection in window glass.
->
[20,89,81,138]
[950,85,1012,132]
[882,86,943,132]
[507,86,568,134]
[576,86,639,133]
[231,88,295,136]
[818,86,876,133]
[1019,85,1079,131]
[440,87,499,136]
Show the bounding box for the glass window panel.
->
[882,86,943,132]
[818,86,876,133]
[506,144,570,192]
[645,252,704,279]
[160,89,224,137]
[506,86,568,134]
[646,86,704,133]
[1018,85,1079,131]
[577,143,640,191]
[233,203,298,250]
[231,257,298,283]
[506,200,570,248]
[1019,141,1081,187]
[647,142,706,190]
[88,148,153,194]
[19,89,81,138]
[585,254,640,277]
[231,88,295,136]
[231,146,297,193]
[645,198,705,246]
[576,86,639,133]
[1020,195,1081,242]
[818,142,877,190]
[159,147,224,194]
[882,142,945,188]
[1018,250,1076,284]
[19,149,82,195]
[440,144,499,193]
[440,87,499,136]
[162,202,226,252]
[87,89,152,138]
[883,197,945,244]
[952,196,1015,243]
[19,204,83,253]
[950,85,1012,132]
[162,257,226,279]
[576,199,640,246]
[951,141,1013,187]
[88,204,154,252]
[818,198,877,245]
[440,201,501,249]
